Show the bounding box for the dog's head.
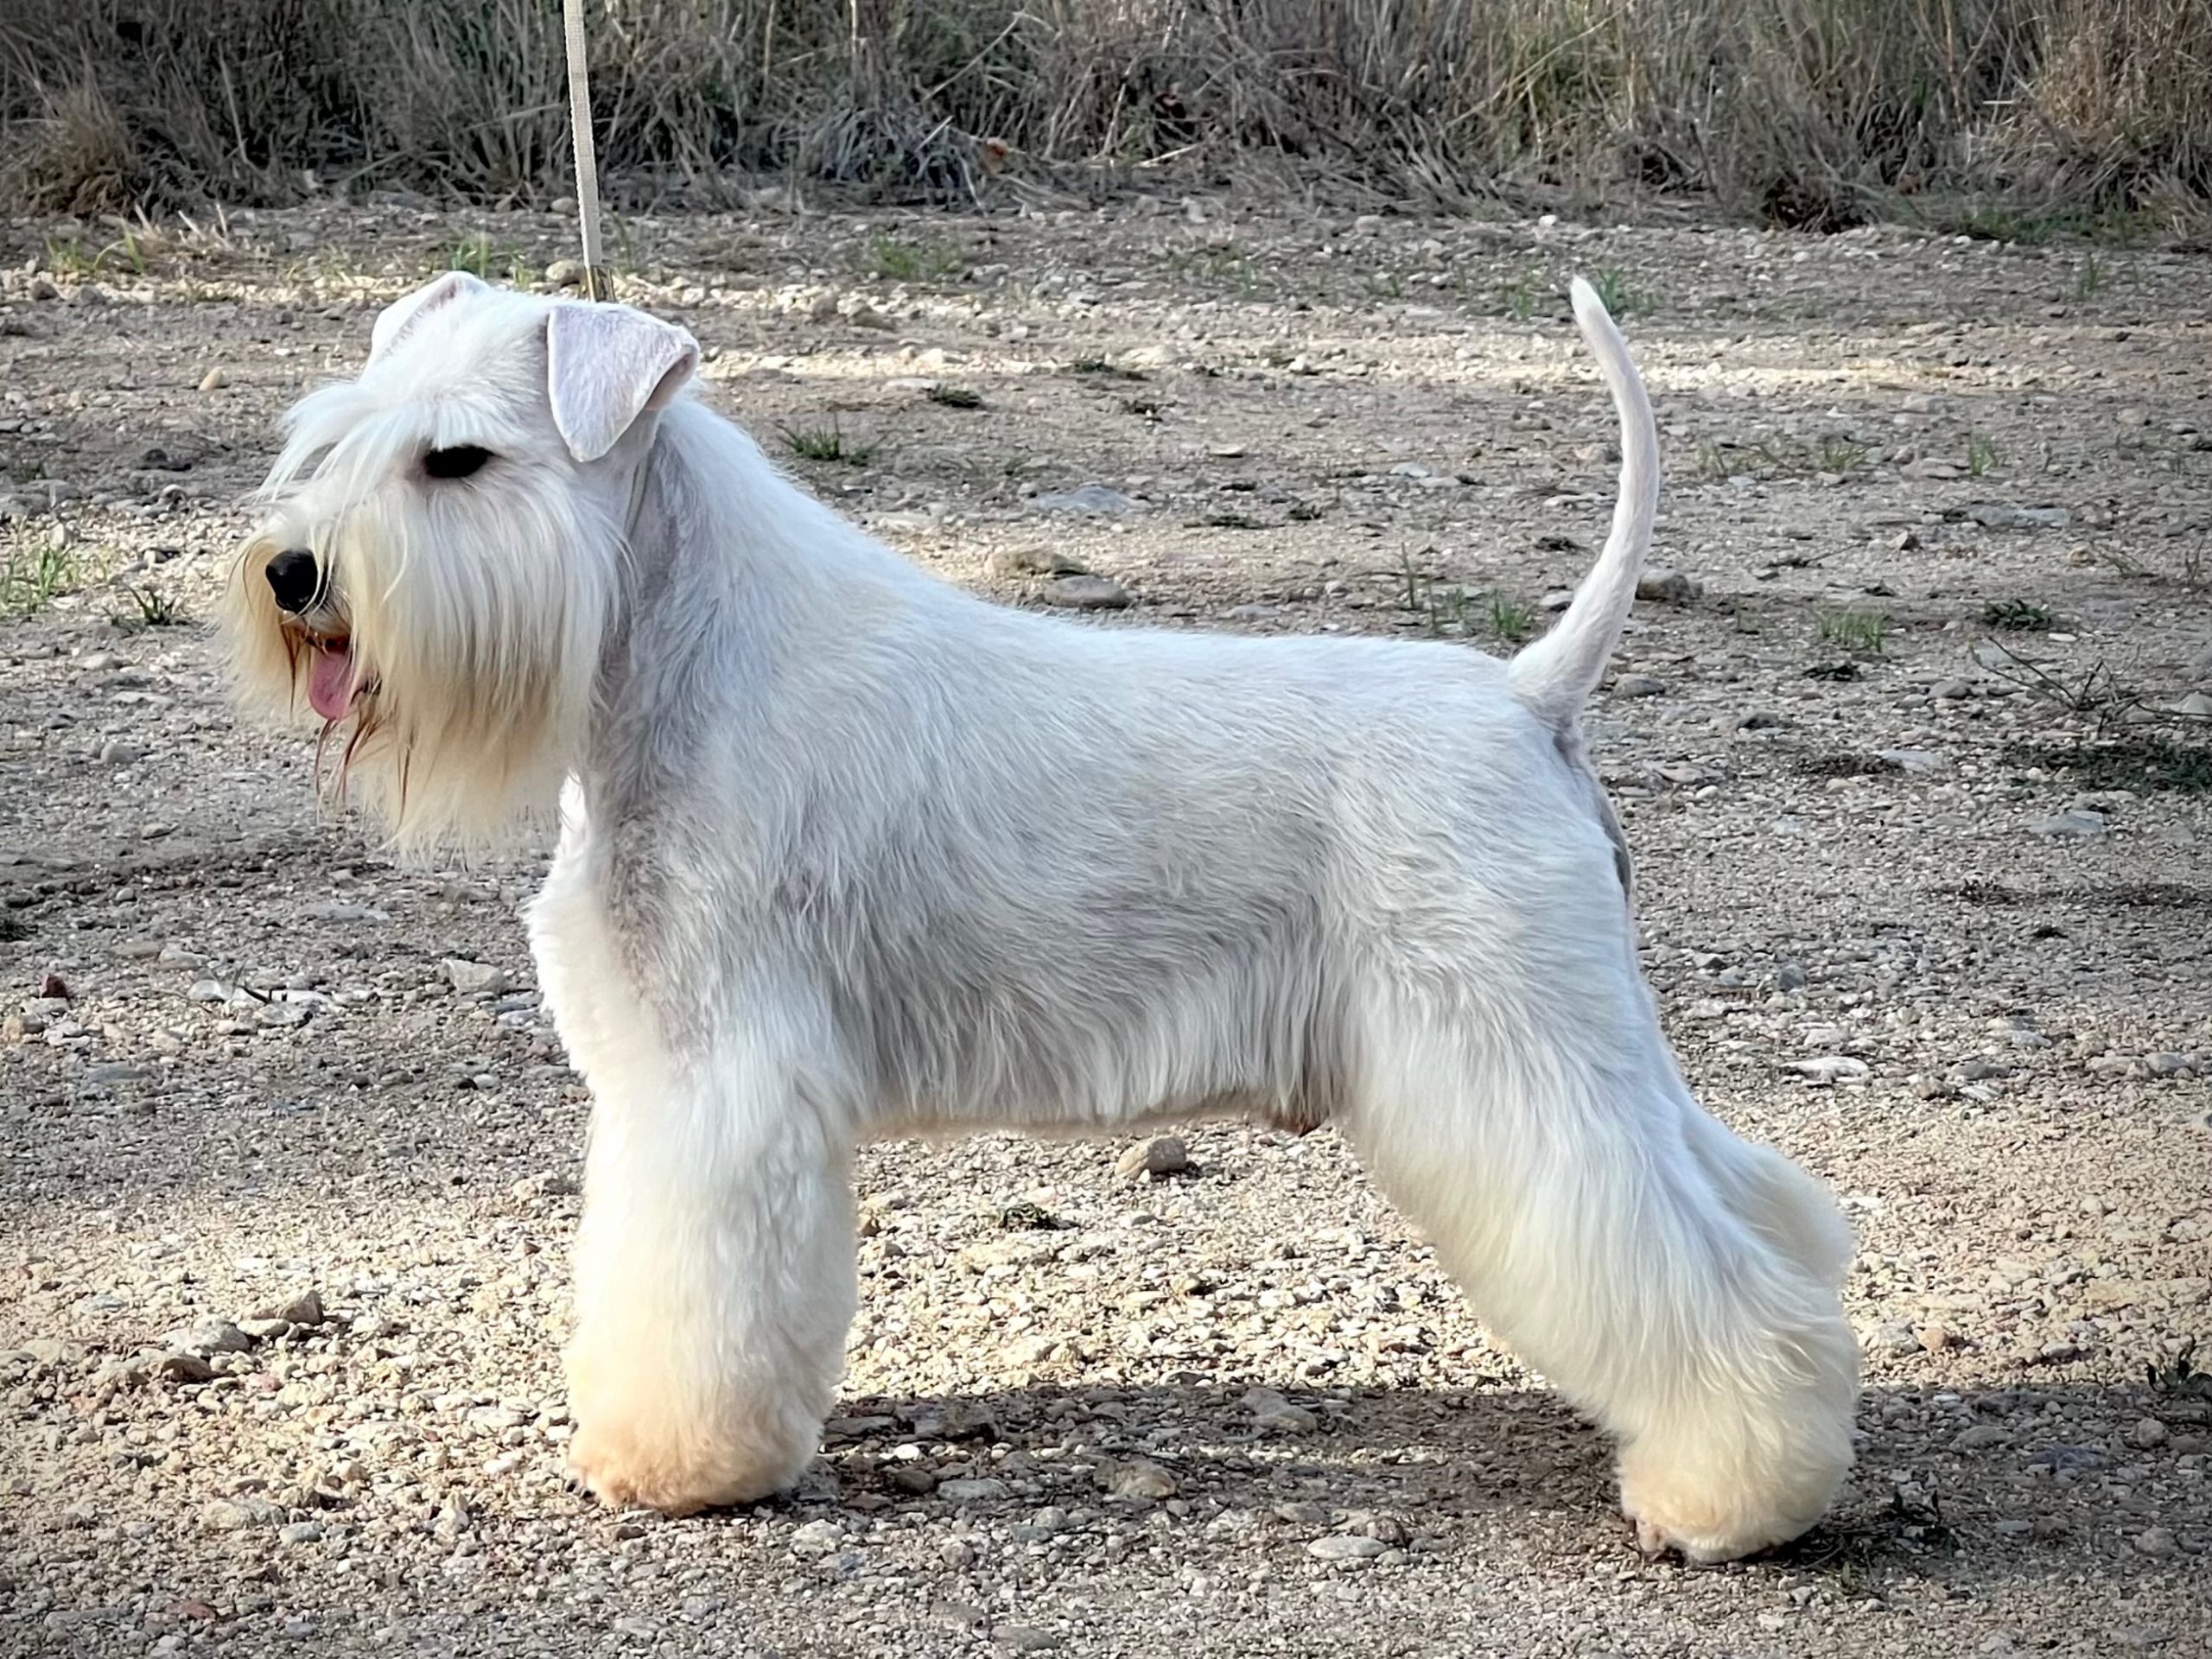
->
[226,272,699,853]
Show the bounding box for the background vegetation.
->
[3,0,2209,229]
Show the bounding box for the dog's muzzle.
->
[266,549,321,613]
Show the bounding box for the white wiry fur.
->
[224,272,1859,1562]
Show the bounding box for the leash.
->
[561,0,607,302]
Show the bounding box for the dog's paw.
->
[566,1418,794,1516]
[1618,1459,1827,1565]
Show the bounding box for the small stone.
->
[1636,569,1699,604]
[1785,1056,1868,1084]
[1931,677,1973,700]
[986,545,1087,580]
[791,1518,845,1555]
[1098,1459,1175,1500]
[1775,961,1808,991]
[99,740,145,765]
[993,1628,1062,1652]
[2130,1418,2169,1449]
[161,1318,252,1356]
[187,979,232,1003]
[1041,575,1133,611]
[1916,1325,1954,1353]
[277,1521,324,1545]
[152,1351,215,1384]
[442,958,508,996]
[938,1539,976,1568]
[253,1288,325,1327]
[937,1478,1010,1504]
[198,367,229,391]
[2133,1527,2178,1558]
[2145,1052,2194,1077]
[200,1497,283,1532]
[1031,486,1138,515]
[1878,748,1943,773]
[849,304,895,331]
[1951,1424,2011,1452]
[1241,1387,1318,1434]
[1612,674,1667,697]
[1115,1135,1189,1180]
[888,1465,938,1495]
[1736,709,1789,731]
[29,277,59,302]
[1306,1535,1388,1561]
[545,260,584,289]
[2028,810,2107,839]
[430,1497,471,1541]
[1967,503,2069,531]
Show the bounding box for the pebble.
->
[791,1519,845,1555]
[98,740,145,766]
[1041,575,1134,611]
[151,1352,215,1384]
[2027,810,2107,839]
[545,260,584,289]
[2131,1418,2170,1449]
[1636,569,1699,604]
[993,1628,1063,1652]
[254,1288,325,1326]
[1242,1387,1318,1434]
[1031,486,1138,515]
[1967,502,2069,531]
[1612,674,1667,697]
[1951,1425,2011,1452]
[198,367,229,391]
[277,1521,324,1545]
[442,958,509,995]
[985,545,1086,580]
[2132,1528,2178,1559]
[1097,1459,1175,1500]
[938,1478,1011,1503]
[200,1497,283,1532]
[1306,1535,1388,1561]
[1785,1056,1868,1084]
[160,1318,252,1355]
[1115,1135,1189,1179]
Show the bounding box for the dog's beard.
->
[225,474,620,858]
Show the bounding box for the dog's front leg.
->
[561,1042,856,1516]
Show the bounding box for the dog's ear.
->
[369,271,490,366]
[544,302,701,464]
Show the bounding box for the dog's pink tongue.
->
[307,644,356,721]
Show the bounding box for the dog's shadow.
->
[777,1376,2185,1592]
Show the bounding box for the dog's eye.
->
[423,445,492,480]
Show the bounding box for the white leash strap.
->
[562,0,607,302]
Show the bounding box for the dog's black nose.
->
[264,549,321,613]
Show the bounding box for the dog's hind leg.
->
[1342,969,1858,1563]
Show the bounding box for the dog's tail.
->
[1505,278,1660,733]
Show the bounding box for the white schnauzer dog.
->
[225,269,1858,1562]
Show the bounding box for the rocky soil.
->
[1,197,2209,1658]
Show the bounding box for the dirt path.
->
[1,200,2208,1658]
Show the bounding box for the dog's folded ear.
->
[369,270,491,366]
[545,302,702,464]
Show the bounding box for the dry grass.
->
[0,0,2207,220]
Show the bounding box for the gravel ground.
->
[2,198,2209,1659]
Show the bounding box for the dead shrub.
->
[0,0,2202,220]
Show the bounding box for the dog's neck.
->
[575,397,929,863]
